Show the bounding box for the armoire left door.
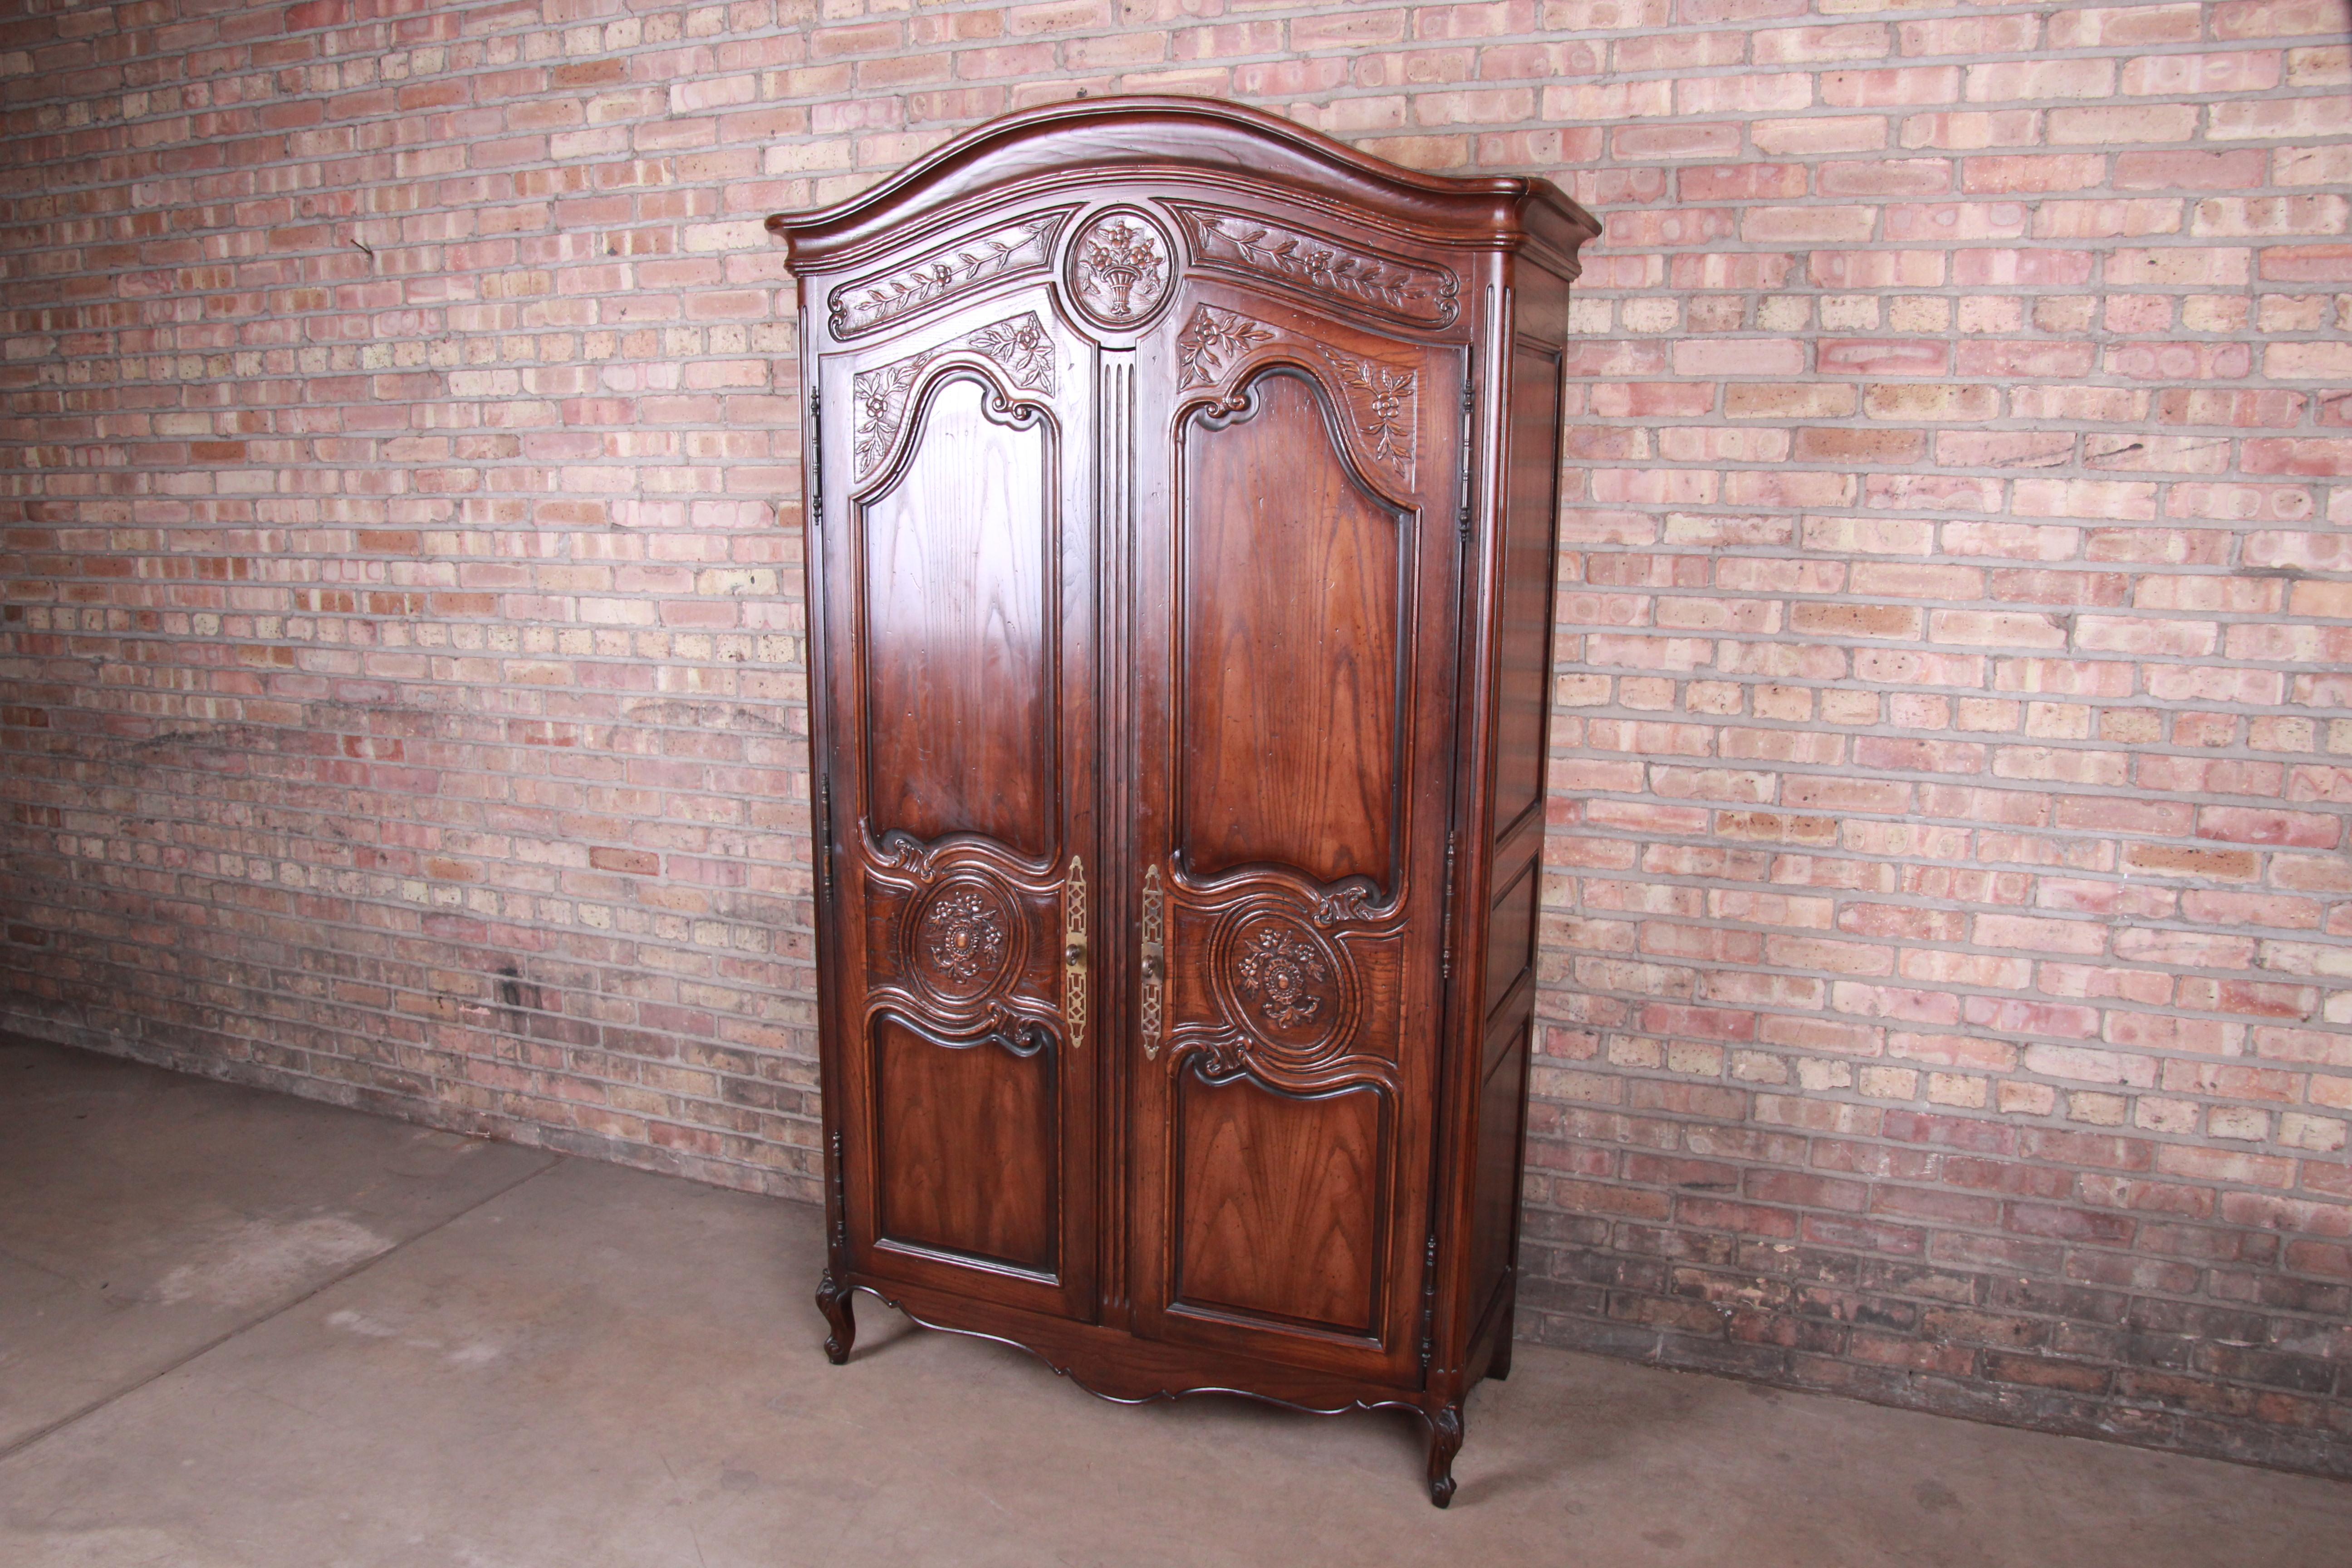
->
[809,286,1100,1323]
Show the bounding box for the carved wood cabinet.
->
[770,98,1597,1506]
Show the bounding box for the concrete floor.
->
[3,1034,2348,1568]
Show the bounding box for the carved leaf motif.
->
[1175,304,1276,389]
[831,215,1062,334]
[1231,922,1333,1031]
[964,312,1058,396]
[1318,348,1416,471]
[852,353,932,481]
[850,314,1058,480]
[1176,208,1460,326]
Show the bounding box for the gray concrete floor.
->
[3,1033,2347,1567]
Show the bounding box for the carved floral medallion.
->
[1069,211,1172,327]
[916,883,1009,990]
[1230,920,1334,1031]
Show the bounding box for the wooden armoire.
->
[769,98,1597,1506]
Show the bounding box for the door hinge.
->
[1457,366,1476,542]
[1418,1230,1440,1375]
[816,772,832,899]
[808,387,824,529]
[828,1127,848,1257]
[1439,829,1458,981]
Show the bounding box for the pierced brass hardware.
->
[1140,862,1165,1060]
[1064,856,1087,1049]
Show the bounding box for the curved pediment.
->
[768,96,1597,279]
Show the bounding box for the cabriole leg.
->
[1425,1402,1465,1508]
[815,1272,857,1365]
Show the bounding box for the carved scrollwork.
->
[871,830,939,880]
[1171,204,1460,327]
[1069,210,1172,328]
[1312,878,1381,927]
[975,1007,1053,1058]
[828,211,1070,336]
[851,312,1058,480]
[1172,304,1418,488]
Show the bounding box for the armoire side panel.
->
[1464,335,1569,1347]
[1466,1014,1531,1328]
[1484,858,1540,1019]
[1489,344,1563,838]
[860,373,1058,861]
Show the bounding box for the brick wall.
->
[4,0,2349,1476]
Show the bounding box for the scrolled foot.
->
[1425,1403,1464,1509]
[815,1271,856,1365]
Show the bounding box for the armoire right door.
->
[1126,275,1469,1387]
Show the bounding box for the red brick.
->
[2,0,2343,1482]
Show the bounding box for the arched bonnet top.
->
[766,96,1601,278]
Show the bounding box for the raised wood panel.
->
[1173,1066,1386,1337]
[872,1011,1059,1275]
[860,372,1057,861]
[1490,345,1563,838]
[1466,1014,1531,1329]
[1174,368,1404,892]
[1483,857,1540,1022]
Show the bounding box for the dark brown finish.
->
[873,1011,1059,1272]
[1175,1067,1385,1335]
[1176,368,1403,891]
[773,96,1596,1507]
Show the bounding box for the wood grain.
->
[1175,369,1405,891]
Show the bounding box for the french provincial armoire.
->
[769,98,1597,1506]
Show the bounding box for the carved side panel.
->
[1169,202,1460,328]
[828,210,1074,336]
